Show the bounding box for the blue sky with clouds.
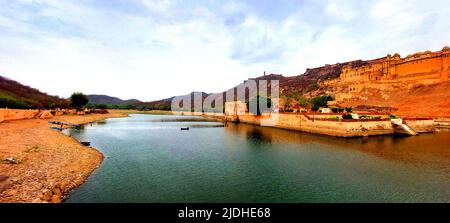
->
[1,0,449,101]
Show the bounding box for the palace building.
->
[331,46,450,102]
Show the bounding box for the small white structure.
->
[321,108,331,114]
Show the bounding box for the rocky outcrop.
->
[39,111,53,119]
[63,109,77,115]
[40,183,64,203]
[0,109,39,123]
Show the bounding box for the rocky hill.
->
[0,75,68,109]
[241,60,368,99]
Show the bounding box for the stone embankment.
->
[435,118,450,129]
[236,113,435,137]
[174,111,435,138]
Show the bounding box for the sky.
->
[1,0,449,101]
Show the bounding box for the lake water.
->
[65,114,450,203]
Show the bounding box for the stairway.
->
[391,119,417,136]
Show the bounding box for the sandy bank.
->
[0,111,128,203]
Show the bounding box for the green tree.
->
[292,91,310,107]
[311,95,333,108]
[85,103,95,109]
[97,104,108,109]
[311,104,320,112]
[70,92,89,111]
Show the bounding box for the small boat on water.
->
[81,142,91,146]
[181,127,190,131]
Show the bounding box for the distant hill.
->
[86,94,172,110]
[0,75,68,109]
[87,94,143,105]
[139,92,209,111]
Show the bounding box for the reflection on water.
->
[227,123,450,169]
[189,124,225,128]
[65,114,450,203]
[245,128,273,143]
[148,118,222,123]
[96,120,107,125]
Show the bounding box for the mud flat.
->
[0,111,128,203]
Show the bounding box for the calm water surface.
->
[65,114,450,202]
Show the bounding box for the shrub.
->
[108,104,137,110]
[296,95,310,107]
[308,81,320,91]
[332,107,345,113]
[329,116,339,121]
[342,114,353,120]
[389,114,398,119]
[96,104,108,109]
[85,103,95,109]
[0,98,30,109]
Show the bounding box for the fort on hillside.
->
[323,46,450,102]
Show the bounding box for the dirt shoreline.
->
[0,110,129,203]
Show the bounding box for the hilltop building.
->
[327,46,450,102]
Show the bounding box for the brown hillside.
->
[340,81,450,117]
[0,75,68,109]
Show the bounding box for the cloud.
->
[0,0,449,101]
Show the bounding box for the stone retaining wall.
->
[169,111,435,137]
[237,113,395,137]
[404,119,436,133]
